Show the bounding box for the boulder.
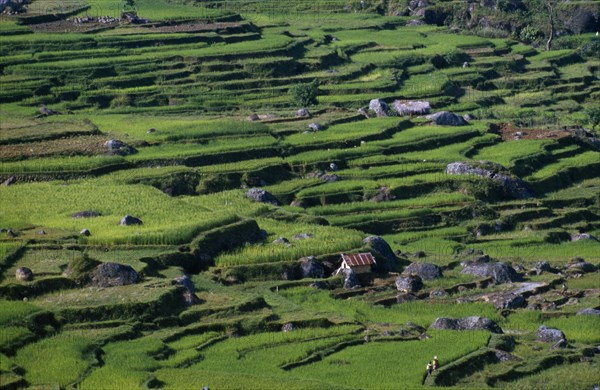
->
[2,176,16,186]
[395,275,423,293]
[90,262,139,287]
[329,163,338,171]
[72,210,101,219]
[533,261,555,275]
[310,281,327,289]
[247,113,259,121]
[282,323,295,332]
[172,275,201,305]
[430,316,503,333]
[369,186,395,202]
[403,262,443,280]
[368,99,389,117]
[6,229,17,238]
[426,111,468,126]
[119,215,143,226]
[485,292,526,310]
[293,233,313,240]
[308,122,323,131]
[446,161,533,198]
[39,104,57,116]
[571,233,598,242]
[296,108,310,117]
[36,230,46,235]
[363,235,397,272]
[536,325,566,343]
[146,128,156,134]
[577,308,600,316]
[80,228,91,236]
[340,268,360,289]
[393,100,431,116]
[320,173,339,182]
[245,188,281,206]
[566,260,597,273]
[15,267,33,282]
[430,289,448,298]
[272,237,290,245]
[104,139,136,155]
[299,256,325,279]
[461,262,521,284]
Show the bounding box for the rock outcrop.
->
[403,262,443,280]
[446,161,533,199]
[461,262,521,284]
[393,100,431,116]
[15,267,33,282]
[430,316,503,333]
[90,262,140,287]
[395,275,423,293]
[426,111,468,126]
[245,188,281,206]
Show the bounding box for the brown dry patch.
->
[146,22,241,33]
[29,20,118,34]
[0,135,111,160]
[492,123,572,141]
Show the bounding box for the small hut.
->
[339,253,376,274]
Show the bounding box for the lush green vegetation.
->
[1,0,599,388]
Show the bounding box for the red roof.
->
[341,253,376,267]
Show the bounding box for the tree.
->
[526,0,562,51]
[586,107,600,131]
[289,79,319,107]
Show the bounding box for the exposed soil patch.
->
[143,22,241,33]
[29,20,119,34]
[492,123,572,141]
[0,135,112,160]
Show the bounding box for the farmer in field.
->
[426,361,433,375]
[433,356,439,370]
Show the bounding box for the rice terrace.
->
[1,0,600,388]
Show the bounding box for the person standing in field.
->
[426,361,433,375]
[433,356,439,370]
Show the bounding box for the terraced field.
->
[0,0,599,389]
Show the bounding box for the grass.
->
[14,333,96,388]
[280,287,501,326]
[0,181,239,245]
[496,360,600,390]
[214,219,364,266]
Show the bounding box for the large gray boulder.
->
[430,316,503,333]
[299,256,325,279]
[446,162,533,199]
[426,111,468,126]
[90,262,139,287]
[120,215,143,226]
[104,140,136,155]
[485,292,526,310]
[340,268,360,289]
[536,325,566,343]
[565,260,597,274]
[245,188,280,206]
[393,100,431,116]
[15,267,33,282]
[363,236,397,272]
[403,262,443,280]
[395,275,423,293]
[369,99,389,117]
[461,262,521,284]
[172,275,201,305]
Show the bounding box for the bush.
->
[585,107,600,131]
[289,79,319,107]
